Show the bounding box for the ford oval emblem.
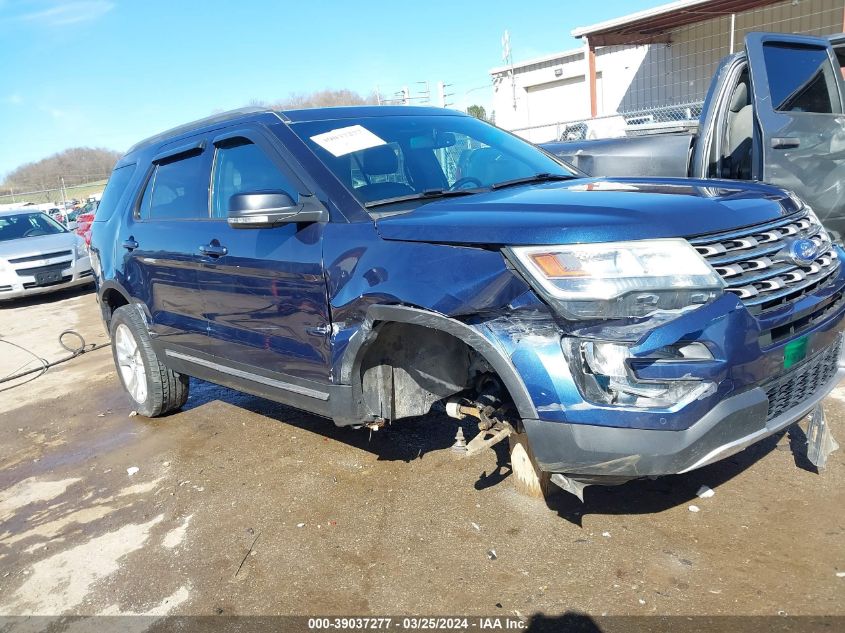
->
[786,238,819,266]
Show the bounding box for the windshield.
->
[289,114,576,207]
[0,212,67,242]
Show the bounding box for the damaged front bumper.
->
[524,341,844,478]
[478,264,845,481]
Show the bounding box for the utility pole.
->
[375,85,382,105]
[502,29,516,110]
[415,81,430,104]
[60,176,67,209]
[437,81,454,108]
[401,86,410,105]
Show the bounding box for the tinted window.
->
[147,152,209,220]
[0,212,66,242]
[95,164,137,221]
[211,140,295,218]
[762,43,841,113]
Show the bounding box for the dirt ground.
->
[0,288,844,626]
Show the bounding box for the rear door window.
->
[762,43,842,113]
[140,151,210,220]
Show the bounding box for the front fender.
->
[338,304,539,421]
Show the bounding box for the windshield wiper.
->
[364,188,482,209]
[490,173,575,190]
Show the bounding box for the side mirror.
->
[227,191,328,229]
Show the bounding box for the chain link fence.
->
[510,101,704,144]
[0,179,108,207]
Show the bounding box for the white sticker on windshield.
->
[309,125,386,157]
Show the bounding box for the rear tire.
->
[509,431,554,499]
[110,305,189,417]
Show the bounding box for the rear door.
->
[121,139,213,353]
[745,32,845,239]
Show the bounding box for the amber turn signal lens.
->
[530,253,583,277]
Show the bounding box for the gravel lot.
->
[0,288,843,628]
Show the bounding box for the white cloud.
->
[3,93,23,105]
[17,1,114,27]
[37,104,69,119]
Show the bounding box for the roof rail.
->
[125,106,269,154]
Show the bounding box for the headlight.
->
[565,339,715,409]
[505,239,724,319]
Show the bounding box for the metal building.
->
[491,0,845,142]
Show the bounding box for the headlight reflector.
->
[568,339,715,409]
[506,239,724,319]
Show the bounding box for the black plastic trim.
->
[153,139,206,164]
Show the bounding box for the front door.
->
[195,128,331,383]
[745,32,845,239]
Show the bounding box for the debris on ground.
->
[836,572,845,578]
[296,523,305,528]
[126,466,139,476]
[806,404,839,469]
[688,505,700,513]
[601,531,611,538]
[234,531,260,577]
[486,549,497,560]
[696,485,715,499]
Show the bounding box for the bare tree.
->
[251,88,380,111]
[1,147,122,194]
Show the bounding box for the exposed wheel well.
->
[358,321,503,422]
[100,287,130,327]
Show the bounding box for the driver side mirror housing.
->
[227,191,328,229]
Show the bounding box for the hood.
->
[0,231,81,260]
[374,178,799,245]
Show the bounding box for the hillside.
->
[0,147,121,199]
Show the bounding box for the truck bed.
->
[542,133,695,179]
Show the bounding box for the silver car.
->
[0,209,93,301]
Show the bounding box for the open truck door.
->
[745,32,845,240]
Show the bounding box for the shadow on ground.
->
[177,377,814,526]
[0,283,94,310]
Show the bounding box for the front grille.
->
[763,340,840,421]
[0,285,12,292]
[690,211,841,343]
[14,261,71,277]
[8,250,72,264]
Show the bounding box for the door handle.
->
[199,243,228,258]
[771,137,800,149]
[122,238,139,251]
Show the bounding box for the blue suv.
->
[90,106,845,499]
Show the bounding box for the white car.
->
[0,209,93,301]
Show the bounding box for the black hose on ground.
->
[0,330,110,389]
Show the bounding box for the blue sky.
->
[0,0,657,178]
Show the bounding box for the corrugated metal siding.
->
[499,0,845,138]
[616,0,844,111]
